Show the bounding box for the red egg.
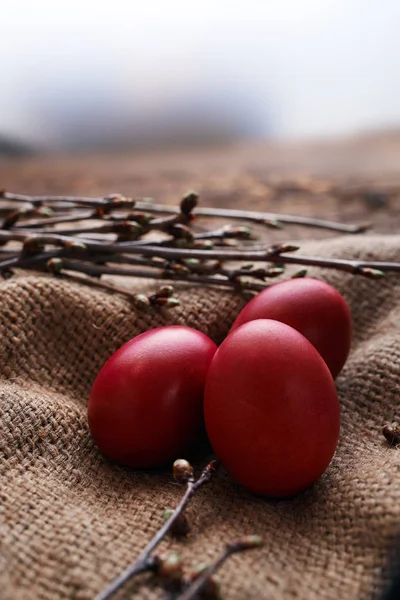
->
[204,319,340,497]
[88,326,217,468]
[230,278,352,378]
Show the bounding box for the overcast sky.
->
[1,1,400,147]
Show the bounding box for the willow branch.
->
[0,230,296,259]
[52,260,270,292]
[1,233,399,282]
[58,272,152,300]
[1,190,140,209]
[134,201,369,233]
[1,190,368,233]
[275,253,400,274]
[59,248,400,276]
[176,536,264,600]
[18,217,185,241]
[13,210,95,228]
[95,460,219,600]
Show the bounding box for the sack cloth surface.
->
[1,142,400,600]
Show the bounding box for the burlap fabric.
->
[1,144,400,600]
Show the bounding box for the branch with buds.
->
[95,460,218,600]
[95,459,263,600]
[0,188,399,305]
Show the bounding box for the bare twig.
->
[1,189,368,232]
[0,190,139,209]
[1,189,399,304]
[95,460,219,600]
[269,253,400,276]
[12,209,95,228]
[0,238,400,291]
[58,272,152,301]
[176,535,264,600]
[128,201,370,234]
[51,259,270,292]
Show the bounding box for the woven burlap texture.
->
[1,233,400,600]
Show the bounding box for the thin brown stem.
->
[92,254,167,268]
[176,536,264,600]
[1,190,138,208]
[0,229,288,259]
[58,272,148,300]
[13,210,95,228]
[134,201,369,233]
[0,250,62,271]
[19,217,184,240]
[55,260,270,292]
[1,191,110,207]
[1,191,399,287]
[114,226,245,249]
[275,253,400,274]
[60,248,400,276]
[1,236,400,285]
[95,461,219,600]
[1,190,368,232]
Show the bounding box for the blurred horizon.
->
[1,1,400,153]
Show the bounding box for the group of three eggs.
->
[88,278,351,497]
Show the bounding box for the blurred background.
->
[1,0,400,155]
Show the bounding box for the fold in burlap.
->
[1,231,400,600]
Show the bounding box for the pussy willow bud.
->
[47,258,63,274]
[180,191,199,217]
[265,267,285,278]
[23,236,44,255]
[154,552,184,590]
[36,206,54,217]
[220,238,238,247]
[170,263,190,274]
[291,268,308,278]
[183,258,200,267]
[64,240,87,252]
[227,535,264,553]
[128,211,153,226]
[382,423,400,446]
[162,508,190,537]
[105,193,127,204]
[155,285,175,298]
[154,297,180,309]
[170,224,194,241]
[270,243,300,254]
[173,459,194,483]
[187,564,221,599]
[228,226,252,239]
[116,221,143,241]
[132,294,150,310]
[235,276,252,289]
[118,221,143,234]
[359,267,385,278]
[249,268,268,280]
[194,240,214,250]
[264,218,283,229]
[202,460,219,477]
